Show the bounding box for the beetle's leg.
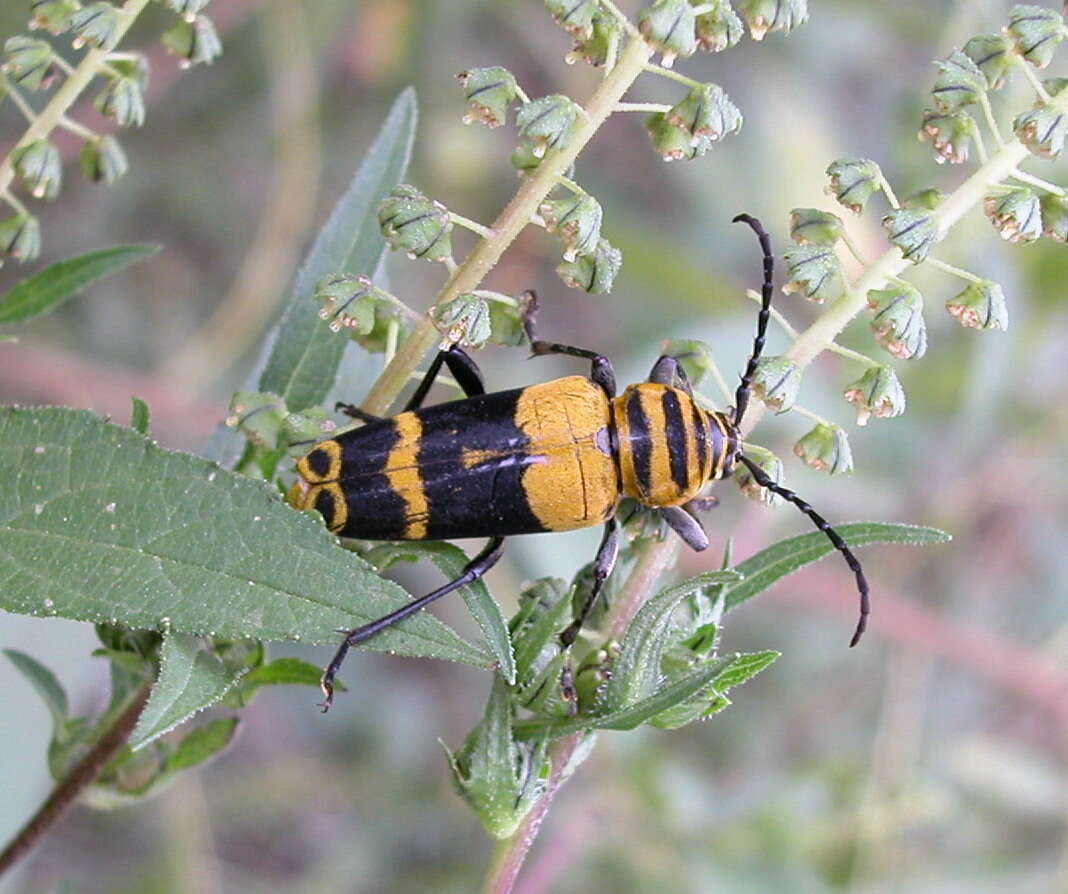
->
[647,355,695,399]
[521,290,617,398]
[559,519,621,650]
[319,536,506,712]
[405,345,486,411]
[683,495,720,513]
[334,402,383,423]
[661,505,710,551]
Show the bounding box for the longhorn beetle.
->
[289,216,869,711]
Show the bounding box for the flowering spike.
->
[1013,102,1068,159]
[378,184,454,262]
[735,445,784,505]
[882,208,939,263]
[788,208,843,246]
[11,139,62,200]
[540,192,603,261]
[750,356,802,413]
[825,157,881,214]
[781,244,844,302]
[638,0,698,67]
[695,0,744,52]
[162,14,222,68]
[919,109,978,164]
[80,135,128,184]
[70,3,122,50]
[945,280,1009,330]
[458,67,519,128]
[930,50,987,112]
[843,365,906,425]
[665,83,743,143]
[984,187,1042,242]
[867,283,927,360]
[544,0,600,39]
[736,0,808,41]
[315,273,377,333]
[794,423,854,475]
[902,188,946,210]
[226,391,287,450]
[1006,4,1067,69]
[1039,192,1068,241]
[2,37,55,91]
[281,408,337,460]
[0,213,41,263]
[430,293,492,349]
[516,95,580,156]
[163,0,211,22]
[30,0,80,34]
[566,13,621,67]
[555,237,622,293]
[93,61,147,127]
[962,33,1014,89]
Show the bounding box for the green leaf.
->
[511,578,571,684]
[0,408,489,669]
[258,88,417,412]
[650,650,780,729]
[4,648,68,732]
[240,656,324,690]
[163,716,239,773]
[724,522,951,611]
[129,396,150,435]
[364,541,515,684]
[129,631,244,750]
[0,244,159,325]
[599,570,741,715]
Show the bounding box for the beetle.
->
[289,216,869,710]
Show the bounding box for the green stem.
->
[0,0,152,199]
[360,35,653,416]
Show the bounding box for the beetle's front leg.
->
[521,290,617,399]
[405,345,486,410]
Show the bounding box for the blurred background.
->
[1,0,1066,891]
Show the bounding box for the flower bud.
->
[458,67,519,128]
[919,109,977,164]
[226,391,287,450]
[80,135,128,184]
[962,33,1014,89]
[664,83,743,144]
[902,187,946,210]
[695,0,744,52]
[945,280,1008,330]
[430,293,492,349]
[316,273,377,333]
[11,139,61,199]
[843,365,906,425]
[1040,192,1068,241]
[0,213,41,263]
[984,187,1042,242]
[30,0,79,34]
[867,283,927,360]
[735,445,784,505]
[162,14,221,68]
[750,355,801,413]
[70,2,121,50]
[163,0,211,22]
[93,57,148,127]
[645,112,703,161]
[781,244,844,302]
[544,0,599,39]
[444,680,550,840]
[788,207,843,245]
[3,36,55,90]
[638,0,697,67]
[280,408,336,459]
[574,642,616,712]
[487,298,525,347]
[882,208,939,263]
[540,192,602,260]
[1007,4,1066,69]
[825,157,881,214]
[566,13,621,67]
[378,184,453,262]
[1013,102,1067,159]
[516,94,580,156]
[555,237,621,293]
[794,423,853,475]
[659,338,716,388]
[931,50,987,112]
[737,0,809,40]
[510,141,541,173]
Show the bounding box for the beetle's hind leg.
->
[406,345,486,410]
[521,290,617,398]
[319,536,506,712]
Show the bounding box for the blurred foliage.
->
[2,1,1067,893]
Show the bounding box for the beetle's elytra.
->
[289,216,869,711]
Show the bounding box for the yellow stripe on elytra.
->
[385,412,429,539]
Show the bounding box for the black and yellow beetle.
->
[289,216,869,710]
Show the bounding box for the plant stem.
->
[359,35,653,416]
[606,535,680,642]
[482,733,586,894]
[0,0,152,199]
[0,681,152,877]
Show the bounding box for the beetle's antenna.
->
[731,214,774,429]
[737,454,869,646]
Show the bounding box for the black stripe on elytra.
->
[333,420,408,539]
[414,388,548,538]
[690,399,709,481]
[626,390,652,497]
[662,390,689,491]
